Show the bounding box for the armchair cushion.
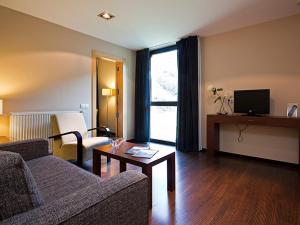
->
[70,137,110,150]
[60,137,110,162]
[55,113,88,145]
[0,151,44,221]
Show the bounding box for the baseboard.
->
[201,148,298,168]
[150,139,176,146]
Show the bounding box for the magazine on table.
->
[126,146,158,159]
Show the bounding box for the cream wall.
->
[201,14,300,163]
[98,58,117,133]
[0,6,136,139]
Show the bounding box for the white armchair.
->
[50,112,110,167]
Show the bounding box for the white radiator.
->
[9,111,79,151]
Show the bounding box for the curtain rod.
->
[148,35,199,51]
[149,41,177,51]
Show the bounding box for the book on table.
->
[126,146,158,159]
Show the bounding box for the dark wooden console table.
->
[207,114,300,170]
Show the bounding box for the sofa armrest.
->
[0,139,49,161]
[1,171,149,225]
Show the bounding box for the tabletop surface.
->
[94,141,175,165]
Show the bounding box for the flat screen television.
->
[234,89,270,116]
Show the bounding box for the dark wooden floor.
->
[88,144,300,225]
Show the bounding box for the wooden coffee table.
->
[93,142,175,208]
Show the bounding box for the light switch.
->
[80,104,89,109]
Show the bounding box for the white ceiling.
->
[1,0,300,50]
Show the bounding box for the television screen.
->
[234,89,270,115]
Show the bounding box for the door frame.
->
[91,50,125,138]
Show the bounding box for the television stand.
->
[207,114,300,172]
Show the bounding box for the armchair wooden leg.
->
[77,142,83,168]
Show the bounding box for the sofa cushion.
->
[0,151,44,221]
[26,155,102,202]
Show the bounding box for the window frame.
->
[149,45,178,146]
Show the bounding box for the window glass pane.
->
[150,106,177,142]
[151,50,178,102]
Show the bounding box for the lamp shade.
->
[111,89,117,96]
[102,88,117,96]
[0,100,3,115]
[102,88,112,96]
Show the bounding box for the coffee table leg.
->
[120,161,126,173]
[93,151,101,177]
[107,157,111,163]
[142,166,152,208]
[167,154,175,191]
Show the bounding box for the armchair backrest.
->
[55,113,88,144]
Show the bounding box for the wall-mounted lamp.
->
[0,100,3,115]
[0,99,3,137]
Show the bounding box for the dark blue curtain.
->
[176,36,199,152]
[134,48,150,143]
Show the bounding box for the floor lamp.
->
[102,88,113,128]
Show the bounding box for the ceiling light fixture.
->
[98,11,115,20]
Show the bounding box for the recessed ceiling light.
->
[98,11,115,20]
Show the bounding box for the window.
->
[150,46,178,145]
